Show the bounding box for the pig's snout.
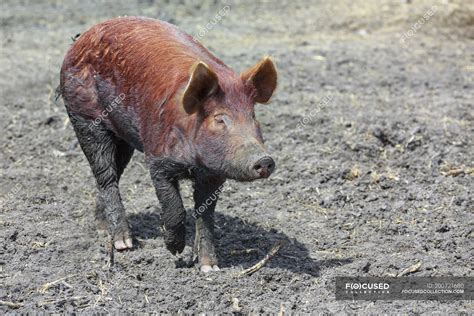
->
[251,156,275,178]
[226,140,275,181]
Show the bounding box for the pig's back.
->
[62,16,230,103]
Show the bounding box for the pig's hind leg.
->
[68,113,134,250]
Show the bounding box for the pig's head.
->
[182,57,277,181]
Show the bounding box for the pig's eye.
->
[215,115,225,124]
[214,114,231,128]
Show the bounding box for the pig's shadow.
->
[129,210,352,276]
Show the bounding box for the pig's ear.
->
[182,62,219,114]
[241,57,277,104]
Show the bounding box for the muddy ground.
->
[1,0,473,313]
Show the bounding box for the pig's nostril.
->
[253,156,275,178]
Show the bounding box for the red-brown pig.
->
[59,17,277,272]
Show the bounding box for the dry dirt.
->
[1,0,473,313]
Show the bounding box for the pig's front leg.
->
[151,175,186,255]
[193,175,225,272]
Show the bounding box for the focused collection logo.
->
[345,282,390,294]
[335,277,473,300]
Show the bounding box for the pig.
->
[59,16,277,272]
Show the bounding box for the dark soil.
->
[1,0,473,313]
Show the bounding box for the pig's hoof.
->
[113,231,133,250]
[165,241,185,255]
[163,226,186,255]
[200,265,220,273]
